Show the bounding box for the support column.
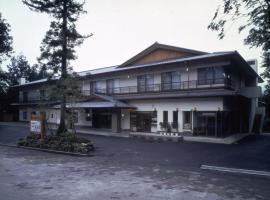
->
[112,109,121,133]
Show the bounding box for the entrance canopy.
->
[53,94,135,109]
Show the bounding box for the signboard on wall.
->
[30,120,41,133]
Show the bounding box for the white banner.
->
[30,120,41,133]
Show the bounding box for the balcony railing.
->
[19,95,49,103]
[82,78,233,96]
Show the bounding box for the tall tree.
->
[23,0,91,133]
[0,13,13,65]
[0,13,13,94]
[208,0,270,114]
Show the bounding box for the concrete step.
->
[130,132,183,142]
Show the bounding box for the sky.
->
[0,0,263,75]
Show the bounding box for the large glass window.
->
[106,79,114,94]
[95,81,104,93]
[172,111,178,129]
[163,111,168,123]
[198,67,225,85]
[183,111,192,130]
[137,74,154,92]
[162,71,181,90]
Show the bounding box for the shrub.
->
[17,132,94,154]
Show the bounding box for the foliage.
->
[0,68,9,94]
[7,54,38,86]
[0,13,13,95]
[23,0,91,133]
[208,0,270,116]
[17,132,94,154]
[0,13,13,64]
[159,122,172,133]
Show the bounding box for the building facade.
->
[12,43,264,137]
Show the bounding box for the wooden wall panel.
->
[132,49,192,65]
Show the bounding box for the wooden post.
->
[40,112,46,139]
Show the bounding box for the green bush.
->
[17,132,94,154]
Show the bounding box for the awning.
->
[53,93,136,109]
[53,101,135,109]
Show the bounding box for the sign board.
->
[30,120,41,133]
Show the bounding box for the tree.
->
[23,0,91,133]
[0,13,13,65]
[7,54,39,86]
[0,13,13,94]
[208,0,270,114]
[0,68,8,94]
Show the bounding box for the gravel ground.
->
[0,123,270,200]
[0,145,269,200]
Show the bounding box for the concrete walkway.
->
[0,121,29,127]
[183,133,252,144]
[0,122,253,144]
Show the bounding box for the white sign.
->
[30,120,41,133]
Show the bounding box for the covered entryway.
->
[92,109,112,129]
[53,93,136,133]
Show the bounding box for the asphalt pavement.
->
[0,123,270,199]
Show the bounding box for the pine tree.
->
[23,0,91,133]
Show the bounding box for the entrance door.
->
[136,112,152,132]
[92,109,112,129]
[206,116,216,136]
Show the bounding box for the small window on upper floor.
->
[161,71,181,90]
[137,74,154,92]
[40,89,46,100]
[198,66,225,85]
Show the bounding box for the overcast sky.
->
[0,0,263,74]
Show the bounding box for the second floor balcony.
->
[82,78,234,96]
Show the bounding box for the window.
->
[23,91,28,102]
[151,110,157,126]
[172,111,178,129]
[163,111,168,123]
[23,111,27,120]
[137,74,154,92]
[183,111,192,130]
[51,114,54,118]
[106,79,120,94]
[95,81,105,93]
[161,71,181,90]
[198,67,225,85]
[40,89,46,100]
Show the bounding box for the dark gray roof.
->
[53,101,133,109]
[53,93,135,109]
[14,50,263,87]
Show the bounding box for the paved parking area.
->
[0,123,270,199]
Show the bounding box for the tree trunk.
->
[57,0,68,134]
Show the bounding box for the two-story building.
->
[12,42,264,137]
